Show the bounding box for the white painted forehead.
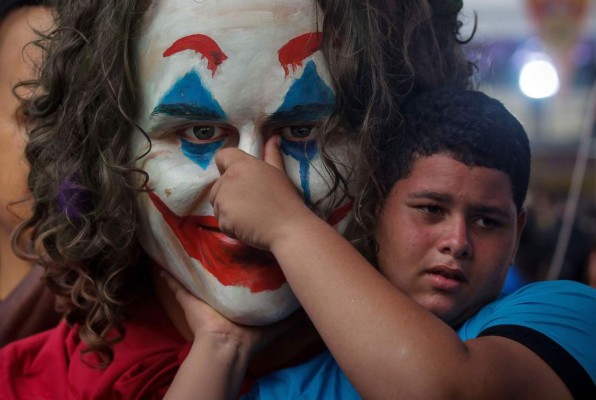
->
[134,0,326,124]
[136,0,322,53]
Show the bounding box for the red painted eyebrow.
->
[163,34,228,77]
[278,32,323,76]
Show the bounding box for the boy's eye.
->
[477,217,500,228]
[420,205,442,215]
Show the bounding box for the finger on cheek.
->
[215,148,248,176]
[214,150,226,176]
[264,135,285,172]
[209,179,221,207]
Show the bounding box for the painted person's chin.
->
[196,279,301,326]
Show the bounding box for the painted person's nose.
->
[237,126,264,159]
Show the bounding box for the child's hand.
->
[210,135,312,251]
[161,270,304,356]
[161,271,315,400]
[162,270,259,353]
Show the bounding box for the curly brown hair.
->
[14,0,152,365]
[14,0,473,365]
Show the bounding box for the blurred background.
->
[461,0,595,288]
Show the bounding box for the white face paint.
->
[132,0,352,325]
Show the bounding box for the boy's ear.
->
[511,208,527,264]
[517,207,527,233]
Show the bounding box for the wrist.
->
[190,332,253,370]
[270,209,330,257]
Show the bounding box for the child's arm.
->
[161,271,312,400]
[161,272,253,400]
[209,137,572,400]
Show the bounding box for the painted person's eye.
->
[289,126,312,139]
[193,126,216,140]
[175,125,230,143]
[279,125,319,141]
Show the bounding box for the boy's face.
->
[132,0,351,325]
[376,153,526,328]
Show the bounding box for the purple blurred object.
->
[58,179,87,219]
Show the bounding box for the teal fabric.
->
[458,280,596,382]
[242,280,596,399]
[242,349,360,399]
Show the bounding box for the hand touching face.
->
[210,136,314,252]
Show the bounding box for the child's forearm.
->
[270,214,570,400]
[159,271,253,400]
[269,213,472,398]
[164,334,251,400]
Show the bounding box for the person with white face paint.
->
[1,0,473,398]
[132,0,352,325]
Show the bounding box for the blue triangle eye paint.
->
[180,138,224,170]
[153,70,226,121]
[274,60,335,121]
[275,60,334,206]
[280,139,318,206]
[153,71,227,169]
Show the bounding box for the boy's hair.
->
[378,87,531,212]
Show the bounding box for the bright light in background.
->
[519,59,560,99]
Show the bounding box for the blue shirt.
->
[242,280,596,399]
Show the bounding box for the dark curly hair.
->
[380,87,530,211]
[14,0,152,365]
[14,0,474,365]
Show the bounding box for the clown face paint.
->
[133,0,352,325]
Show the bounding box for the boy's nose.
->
[438,218,473,259]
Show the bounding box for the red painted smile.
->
[148,190,351,293]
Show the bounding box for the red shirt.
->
[0,295,191,400]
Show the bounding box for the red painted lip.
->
[147,190,352,293]
[424,266,467,292]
